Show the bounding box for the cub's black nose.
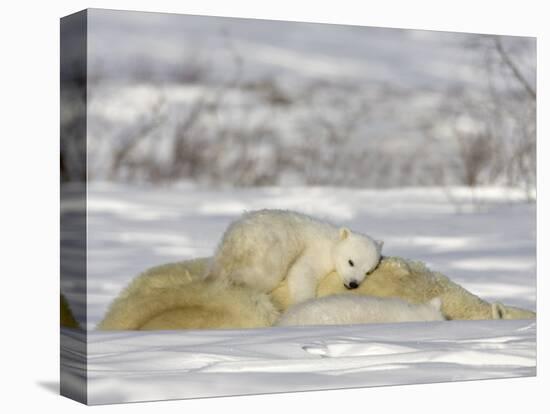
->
[347,281,359,289]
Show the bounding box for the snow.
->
[60,184,536,404]
[61,320,535,404]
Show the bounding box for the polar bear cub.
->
[276,295,445,326]
[207,209,383,305]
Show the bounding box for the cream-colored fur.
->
[276,295,445,327]
[273,256,535,320]
[491,302,536,320]
[207,209,382,304]
[98,260,279,330]
[97,256,535,330]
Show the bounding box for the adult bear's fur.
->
[273,256,535,320]
[98,256,535,330]
[97,258,279,330]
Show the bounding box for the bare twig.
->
[494,37,536,100]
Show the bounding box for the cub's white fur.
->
[207,209,382,304]
[276,295,445,326]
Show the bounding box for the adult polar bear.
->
[97,255,535,330]
[206,209,383,305]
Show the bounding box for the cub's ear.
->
[339,227,351,240]
[428,297,442,311]
[376,240,384,250]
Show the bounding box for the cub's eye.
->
[348,259,354,267]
